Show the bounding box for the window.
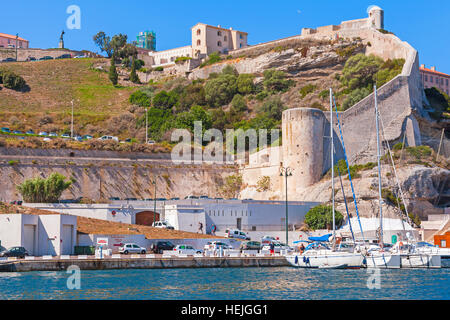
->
[217,41,222,47]
[430,77,433,83]
[424,75,428,82]
[224,36,227,42]
[197,40,201,46]
[441,240,447,248]
[197,29,201,36]
[446,79,449,86]
[218,31,222,36]
[240,43,242,48]
[239,34,243,39]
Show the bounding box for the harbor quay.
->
[0,255,289,272]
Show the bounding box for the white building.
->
[164,205,206,233]
[0,214,77,256]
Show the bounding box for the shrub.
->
[256,176,271,192]
[129,90,151,107]
[2,71,26,90]
[175,105,212,133]
[236,73,255,95]
[175,56,192,64]
[204,74,237,107]
[340,54,383,91]
[305,205,344,230]
[152,90,179,110]
[319,89,330,100]
[231,94,248,113]
[8,160,19,166]
[129,59,141,84]
[177,83,206,112]
[259,96,285,121]
[220,174,242,199]
[221,65,239,76]
[406,146,432,160]
[263,69,294,93]
[341,87,371,110]
[154,66,164,72]
[299,84,317,99]
[200,52,222,68]
[17,173,72,203]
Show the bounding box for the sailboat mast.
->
[330,88,335,242]
[375,85,384,246]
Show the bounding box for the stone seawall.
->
[0,256,289,272]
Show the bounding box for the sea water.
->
[0,267,449,300]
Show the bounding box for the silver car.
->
[118,243,147,255]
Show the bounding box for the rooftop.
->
[420,65,450,77]
[0,33,28,42]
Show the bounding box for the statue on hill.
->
[59,30,65,49]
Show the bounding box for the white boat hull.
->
[365,253,401,269]
[400,254,441,268]
[286,251,364,269]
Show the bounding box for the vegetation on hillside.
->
[305,205,344,230]
[17,173,73,203]
[424,87,450,120]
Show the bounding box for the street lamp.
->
[152,180,157,225]
[15,34,18,61]
[280,167,293,246]
[71,100,74,139]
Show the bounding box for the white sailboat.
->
[286,88,364,269]
[365,84,401,269]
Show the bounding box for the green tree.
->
[259,96,285,120]
[129,59,141,84]
[93,31,112,57]
[109,57,118,86]
[129,90,151,107]
[152,90,179,110]
[340,54,383,91]
[237,73,255,95]
[17,173,72,203]
[305,205,344,231]
[175,105,212,133]
[263,69,294,93]
[177,83,206,112]
[204,74,237,107]
[222,65,239,76]
[231,94,248,113]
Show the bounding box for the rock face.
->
[278,164,449,221]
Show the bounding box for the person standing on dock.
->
[211,224,216,235]
[269,242,275,255]
[198,222,203,234]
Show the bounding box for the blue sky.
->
[1,0,449,73]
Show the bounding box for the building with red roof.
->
[420,64,450,95]
[0,33,29,49]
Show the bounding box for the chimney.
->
[431,66,436,71]
[218,25,221,28]
[420,64,425,69]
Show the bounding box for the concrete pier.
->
[0,256,289,272]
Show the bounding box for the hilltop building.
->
[0,33,29,49]
[420,65,450,95]
[136,30,156,51]
[141,23,248,68]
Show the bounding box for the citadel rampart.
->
[240,6,427,200]
[0,48,82,61]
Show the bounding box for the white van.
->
[152,221,175,230]
[98,135,119,142]
[225,229,250,240]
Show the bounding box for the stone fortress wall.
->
[240,6,427,200]
[0,48,83,62]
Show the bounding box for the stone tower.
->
[282,108,325,195]
[368,5,384,29]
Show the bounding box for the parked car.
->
[144,198,154,201]
[43,138,51,142]
[74,55,87,59]
[262,242,293,253]
[118,243,146,255]
[1,127,10,133]
[73,135,83,142]
[199,195,209,199]
[98,135,119,142]
[108,197,120,201]
[204,241,233,251]
[124,198,138,201]
[173,245,202,255]
[49,132,58,137]
[26,57,36,61]
[152,221,174,230]
[170,197,180,201]
[38,131,48,136]
[261,235,278,245]
[147,140,156,145]
[0,247,29,258]
[155,198,167,201]
[82,135,93,140]
[39,56,53,61]
[225,229,251,240]
[26,130,35,135]
[61,134,71,139]
[150,241,175,254]
[2,58,16,62]
[56,54,71,59]
[240,241,262,251]
[184,195,198,199]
